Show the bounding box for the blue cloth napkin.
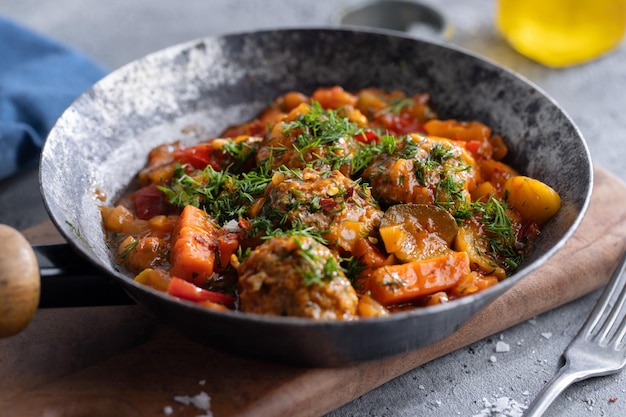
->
[0,17,108,181]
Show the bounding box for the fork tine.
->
[608,255,626,348]
[596,271,626,343]
[614,317,626,350]
[585,251,626,341]
[605,306,626,348]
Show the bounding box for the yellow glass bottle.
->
[496,0,626,67]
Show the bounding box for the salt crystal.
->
[474,396,527,417]
[173,392,213,416]
[495,341,510,353]
[174,395,191,405]
[489,355,497,363]
[163,405,173,415]
[418,384,425,390]
[190,392,211,411]
[222,219,240,232]
[541,332,553,339]
[494,396,510,411]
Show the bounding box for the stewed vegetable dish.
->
[101,86,561,319]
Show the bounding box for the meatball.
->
[362,134,477,212]
[258,168,383,254]
[255,103,360,176]
[236,235,358,320]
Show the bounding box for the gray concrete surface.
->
[1,1,625,416]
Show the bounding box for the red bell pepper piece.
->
[167,277,235,308]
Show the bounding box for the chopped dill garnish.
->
[374,97,414,117]
[282,100,363,170]
[158,163,271,224]
[289,235,344,286]
[350,134,397,175]
[263,224,328,245]
[398,136,423,160]
[118,238,138,261]
[435,173,468,212]
[471,195,523,271]
[221,139,257,170]
[413,142,454,186]
[65,220,91,247]
[342,256,364,284]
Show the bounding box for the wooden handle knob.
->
[0,224,40,338]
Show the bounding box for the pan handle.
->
[34,243,134,308]
[0,224,40,338]
[0,224,134,339]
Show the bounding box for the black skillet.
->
[0,28,592,366]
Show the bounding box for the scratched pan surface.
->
[40,28,592,366]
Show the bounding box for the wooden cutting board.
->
[1,167,625,417]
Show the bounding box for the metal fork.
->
[524,248,626,417]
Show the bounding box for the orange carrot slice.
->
[169,205,218,285]
[367,252,470,306]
